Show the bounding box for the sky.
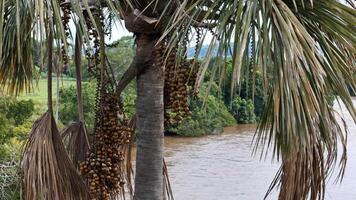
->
[108,20,214,46]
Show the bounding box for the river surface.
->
[164,98,356,200]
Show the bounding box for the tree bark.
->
[134,33,164,200]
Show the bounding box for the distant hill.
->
[187,44,232,58]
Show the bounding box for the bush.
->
[0,97,30,200]
[7,99,34,125]
[169,94,236,136]
[230,97,256,124]
[121,87,136,119]
[59,81,97,129]
[0,138,22,200]
[0,97,34,145]
[0,114,14,146]
[217,60,265,120]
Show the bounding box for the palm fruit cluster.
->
[80,92,133,200]
[83,11,103,77]
[60,0,71,65]
[164,48,199,127]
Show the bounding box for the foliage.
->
[59,80,137,129]
[0,113,14,147]
[230,97,256,124]
[0,139,22,200]
[218,60,265,120]
[106,36,135,77]
[0,97,34,146]
[0,97,33,200]
[19,77,76,105]
[67,59,92,81]
[0,97,29,200]
[6,99,34,125]
[169,94,235,137]
[121,87,136,119]
[67,36,135,81]
[238,71,264,120]
[59,81,96,129]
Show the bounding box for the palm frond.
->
[0,0,34,95]
[61,121,90,169]
[22,112,88,200]
[0,0,128,95]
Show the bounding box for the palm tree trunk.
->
[134,34,164,200]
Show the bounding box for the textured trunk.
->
[134,34,164,200]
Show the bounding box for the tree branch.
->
[116,59,138,96]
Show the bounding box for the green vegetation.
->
[19,77,76,104]
[0,97,35,154]
[230,97,256,124]
[59,81,97,129]
[0,97,33,200]
[170,94,235,136]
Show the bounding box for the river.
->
[164,98,356,200]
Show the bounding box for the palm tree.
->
[0,1,355,200]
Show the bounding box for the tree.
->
[0,1,355,200]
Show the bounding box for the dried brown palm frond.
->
[265,142,327,200]
[61,30,90,169]
[21,22,88,200]
[163,159,174,200]
[22,112,88,200]
[61,121,90,169]
[123,114,136,197]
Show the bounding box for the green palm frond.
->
[0,0,34,95]
[0,0,131,95]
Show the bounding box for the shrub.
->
[169,94,236,136]
[230,97,256,124]
[7,99,34,125]
[0,97,34,145]
[59,81,136,130]
[59,81,97,129]
[0,98,34,200]
[0,138,22,200]
[121,87,136,119]
[217,61,265,120]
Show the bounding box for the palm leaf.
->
[61,121,90,169]
[61,29,90,169]
[22,112,88,200]
[0,0,34,95]
[21,19,88,200]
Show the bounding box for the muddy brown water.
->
[164,98,356,200]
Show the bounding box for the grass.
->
[19,77,76,105]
